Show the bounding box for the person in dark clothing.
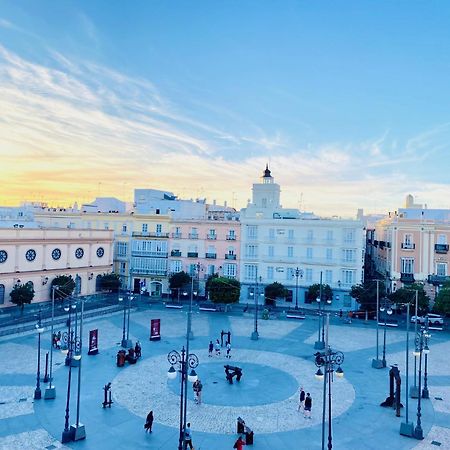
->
[144,410,153,433]
[304,393,312,419]
[297,387,305,411]
[135,340,142,358]
[184,422,194,449]
[208,340,214,357]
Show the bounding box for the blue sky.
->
[0,1,449,215]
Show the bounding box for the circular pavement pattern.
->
[112,348,356,434]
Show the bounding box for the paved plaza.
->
[0,306,449,449]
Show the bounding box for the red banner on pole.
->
[150,319,161,341]
[88,329,99,355]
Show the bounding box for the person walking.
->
[193,378,203,404]
[297,387,305,411]
[215,339,221,356]
[234,435,246,449]
[144,410,153,433]
[208,340,214,357]
[304,393,312,419]
[184,422,194,449]
[226,341,232,359]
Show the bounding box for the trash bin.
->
[116,350,126,367]
[245,427,254,445]
[237,417,245,434]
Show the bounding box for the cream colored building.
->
[0,228,113,307]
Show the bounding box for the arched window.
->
[75,275,82,295]
[95,274,102,291]
[0,284,4,304]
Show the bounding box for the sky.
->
[0,1,450,217]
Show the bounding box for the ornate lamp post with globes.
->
[34,309,45,400]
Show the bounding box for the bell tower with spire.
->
[251,164,280,209]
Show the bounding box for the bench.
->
[165,303,183,309]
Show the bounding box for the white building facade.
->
[239,167,365,310]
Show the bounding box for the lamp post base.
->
[414,425,424,440]
[410,386,419,398]
[314,340,325,350]
[400,421,414,437]
[422,388,429,399]
[70,423,86,441]
[44,387,56,400]
[372,358,384,369]
[251,331,259,341]
[34,388,41,400]
[121,339,133,349]
[61,429,73,443]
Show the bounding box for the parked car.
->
[411,313,444,326]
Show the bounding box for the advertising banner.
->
[150,319,161,341]
[88,329,99,355]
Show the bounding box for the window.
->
[287,246,294,257]
[117,242,128,257]
[224,263,237,277]
[190,227,198,238]
[228,229,236,239]
[268,246,274,257]
[104,222,109,230]
[286,267,294,280]
[0,284,4,304]
[326,248,333,260]
[342,270,355,285]
[269,229,275,239]
[122,224,127,233]
[326,230,333,241]
[288,229,294,239]
[120,262,126,274]
[247,225,258,239]
[401,258,414,274]
[208,265,215,276]
[244,264,258,280]
[156,224,162,233]
[209,229,216,236]
[307,230,314,241]
[325,270,333,284]
[306,248,313,259]
[305,269,313,282]
[246,245,258,258]
[436,263,447,276]
[343,228,355,243]
[343,249,356,262]
[170,260,182,273]
[437,234,447,245]
[267,266,274,280]
[142,223,148,233]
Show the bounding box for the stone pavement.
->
[0,305,449,450]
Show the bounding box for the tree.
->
[388,283,430,313]
[51,275,75,300]
[99,273,121,292]
[10,282,35,311]
[433,281,450,315]
[207,277,240,304]
[350,280,384,312]
[169,271,191,299]
[264,282,288,306]
[307,283,333,303]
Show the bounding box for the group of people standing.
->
[209,337,232,359]
[297,387,313,418]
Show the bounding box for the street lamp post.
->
[251,271,261,341]
[315,271,325,350]
[379,297,393,368]
[413,324,431,440]
[400,302,414,436]
[45,286,56,399]
[294,267,303,310]
[119,291,133,348]
[422,316,430,399]
[34,309,45,400]
[410,290,419,398]
[372,280,384,369]
[314,314,345,450]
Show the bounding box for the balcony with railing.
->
[133,268,167,276]
[226,234,236,240]
[205,253,217,259]
[401,243,415,250]
[225,254,236,260]
[435,244,449,254]
[131,250,168,258]
[428,274,450,285]
[132,231,169,238]
[207,234,217,240]
[170,250,182,257]
[171,232,182,239]
[187,252,198,258]
[188,233,199,239]
[400,273,415,283]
